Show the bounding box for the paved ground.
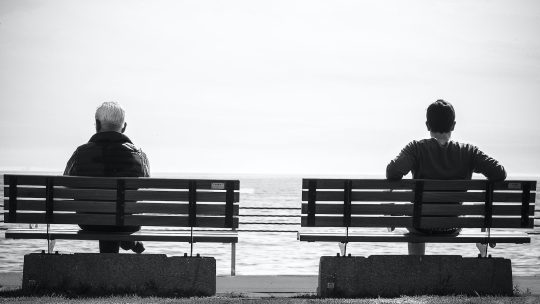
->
[217,275,317,297]
[1,272,539,297]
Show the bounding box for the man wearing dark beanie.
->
[386,99,506,255]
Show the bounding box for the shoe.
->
[120,241,145,254]
[132,241,145,254]
[120,241,135,251]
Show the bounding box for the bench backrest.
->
[301,179,536,230]
[3,175,239,229]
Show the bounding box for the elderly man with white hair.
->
[64,101,150,253]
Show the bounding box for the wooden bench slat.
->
[423,180,537,191]
[302,179,537,191]
[4,200,239,216]
[4,175,119,188]
[12,213,117,225]
[52,176,118,189]
[124,215,239,228]
[4,199,118,213]
[3,175,241,190]
[6,213,239,228]
[301,216,411,227]
[3,187,42,198]
[127,202,239,215]
[492,192,536,203]
[124,178,240,190]
[301,203,411,215]
[4,187,240,203]
[302,179,416,190]
[5,229,238,243]
[10,187,117,200]
[125,190,240,202]
[301,190,535,203]
[298,232,531,243]
[301,191,414,202]
[301,216,533,228]
[419,217,534,229]
[301,203,535,216]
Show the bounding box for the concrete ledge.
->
[22,253,215,296]
[319,255,513,298]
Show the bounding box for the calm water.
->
[1,173,539,276]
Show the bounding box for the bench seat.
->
[298,231,530,243]
[5,228,238,243]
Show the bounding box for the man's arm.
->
[386,142,417,180]
[472,148,506,181]
[140,150,150,177]
[64,149,79,176]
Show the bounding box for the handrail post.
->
[343,180,352,256]
[231,229,236,276]
[45,177,54,253]
[188,180,197,257]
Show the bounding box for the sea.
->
[1,172,539,276]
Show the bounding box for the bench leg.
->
[47,239,56,254]
[231,243,236,276]
[476,243,488,257]
[408,242,425,255]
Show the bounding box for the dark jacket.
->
[64,131,149,232]
[64,132,150,177]
[386,138,506,181]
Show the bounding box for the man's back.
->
[386,138,506,181]
[64,131,149,177]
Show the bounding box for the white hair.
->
[95,101,125,129]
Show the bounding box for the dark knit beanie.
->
[426,99,455,133]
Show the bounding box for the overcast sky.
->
[1,0,539,176]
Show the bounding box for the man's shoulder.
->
[72,142,97,154]
[448,140,478,151]
[403,139,430,148]
[72,140,145,156]
[408,139,478,150]
[121,142,145,154]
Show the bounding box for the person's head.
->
[426,99,456,132]
[426,99,456,143]
[95,101,126,133]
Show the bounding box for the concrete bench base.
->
[22,253,216,296]
[318,255,513,297]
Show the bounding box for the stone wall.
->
[318,255,513,297]
[22,253,216,296]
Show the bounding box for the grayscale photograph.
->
[0,0,539,302]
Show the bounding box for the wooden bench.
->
[298,178,535,247]
[3,174,240,273]
[298,178,537,297]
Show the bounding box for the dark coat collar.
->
[88,131,133,144]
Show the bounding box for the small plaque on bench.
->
[211,182,225,190]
